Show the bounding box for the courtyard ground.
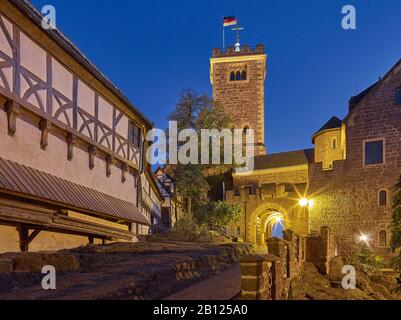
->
[0,241,251,300]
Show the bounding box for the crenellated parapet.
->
[212,44,265,58]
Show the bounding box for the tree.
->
[390,175,401,292]
[168,89,234,217]
[391,175,401,253]
[194,201,242,233]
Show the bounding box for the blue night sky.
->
[31,0,401,154]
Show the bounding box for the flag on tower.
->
[223,16,237,27]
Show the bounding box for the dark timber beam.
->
[17,225,41,252]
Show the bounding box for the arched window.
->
[230,71,235,81]
[378,189,388,207]
[379,230,388,247]
[241,70,247,81]
[332,137,337,149]
[235,71,241,81]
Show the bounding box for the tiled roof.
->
[348,81,379,113]
[253,149,314,171]
[312,116,342,141]
[0,158,149,225]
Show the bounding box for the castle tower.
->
[210,44,267,156]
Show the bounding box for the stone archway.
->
[248,202,291,252]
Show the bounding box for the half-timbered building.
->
[0,0,163,252]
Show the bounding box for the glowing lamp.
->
[299,198,308,207]
[359,234,369,243]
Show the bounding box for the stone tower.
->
[210,45,267,156]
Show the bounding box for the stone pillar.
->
[267,237,292,300]
[305,226,331,275]
[240,254,276,300]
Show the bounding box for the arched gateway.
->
[226,187,309,252]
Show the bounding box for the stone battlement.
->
[212,44,265,58]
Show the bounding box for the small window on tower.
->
[332,137,337,149]
[378,190,388,207]
[241,70,247,81]
[396,87,401,105]
[379,230,388,247]
[230,72,235,81]
[235,71,241,81]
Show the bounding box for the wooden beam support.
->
[66,133,76,161]
[39,118,52,150]
[88,145,97,170]
[121,163,128,183]
[17,226,40,252]
[106,155,114,177]
[27,229,41,244]
[5,100,20,137]
[17,225,29,252]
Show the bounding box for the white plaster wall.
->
[0,16,12,58]
[0,62,12,91]
[77,79,94,115]
[20,32,46,81]
[52,57,73,99]
[98,96,113,128]
[115,115,129,138]
[0,111,137,204]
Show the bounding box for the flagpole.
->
[222,16,225,52]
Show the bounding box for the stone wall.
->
[233,167,308,190]
[240,228,333,300]
[308,63,401,256]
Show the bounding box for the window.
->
[243,126,250,135]
[364,140,384,165]
[230,69,248,82]
[379,190,388,207]
[332,137,337,149]
[396,88,401,105]
[130,122,141,147]
[379,230,388,247]
[235,71,241,81]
